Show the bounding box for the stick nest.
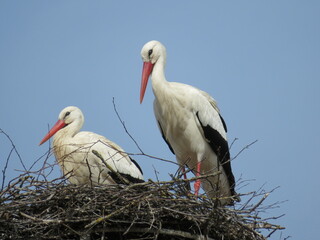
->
[0,171,284,240]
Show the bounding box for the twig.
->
[232,140,258,160]
[112,97,144,154]
[251,192,270,212]
[20,212,62,224]
[129,152,179,166]
[0,128,27,190]
[1,147,13,191]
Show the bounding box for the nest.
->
[0,127,285,240]
[0,171,285,240]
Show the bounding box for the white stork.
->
[139,40,238,205]
[39,106,144,185]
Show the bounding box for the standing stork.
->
[139,40,238,205]
[39,106,144,185]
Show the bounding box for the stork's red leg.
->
[182,166,187,179]
[194,162,201,196]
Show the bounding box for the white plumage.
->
[39,106,144,185]
[140,40,238,205]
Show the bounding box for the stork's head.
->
[141,40,166,64]
[140,40,166,103]
[39,106,84,145]
[58,106,84,127]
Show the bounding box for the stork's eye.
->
[64,111,70,118]
[148,49,153,57]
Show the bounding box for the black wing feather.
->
[130,157,143,175]
[158,121,175,155]
[219,114,228,132]
[109,171,144,184]
[196,112,236,195]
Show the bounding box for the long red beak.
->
[140,61,154,103]
[39,119,66,145]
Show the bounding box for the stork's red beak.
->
[39,119,66,145]
[140,61,154,103]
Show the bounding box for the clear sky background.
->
[1,1,319,239]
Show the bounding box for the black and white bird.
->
[139,40,238,205]
[39,106,144,185]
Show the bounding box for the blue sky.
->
[1,1,319,239]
